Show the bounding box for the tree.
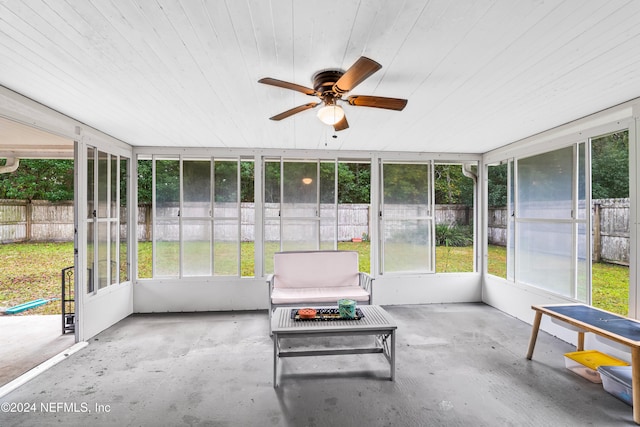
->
[592,131,629,199]
[434,164,474,205]
[137,160,153,204]
[487,163,508,207]
[0,159,74,201]
[338,163,370,203]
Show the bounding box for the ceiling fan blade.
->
[333,57,382,95]
[258,77,317,96]
[333,115,349,132]
[269,102,319,121]
[347,95,407,111]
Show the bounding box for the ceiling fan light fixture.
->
[316,105,345,125]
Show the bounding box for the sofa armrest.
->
[267,274,275,293]
[358,272,373,304]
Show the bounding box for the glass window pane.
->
[137,158,152,279]
[516,222,573,296]
[282,162,317,217]
[120,158,129,283]
[320,162,335,204]
[120,236,128,283]
[241,160,255,277]
[577,143,586,220]
[517,147,573,219]
[156,158,180,216]
[97,151,108,218]
[282,219,318,251]
[110,221,118,285]
[86,220,94,293]
[487,162,508,278]
[264,218,280,274]
[183,160,211,217]
[214,160,238,218]
[591,130,629,315]
[87,147,94,219]
[508,160,515,280]
[338,162,370,244]
[264,160,280,203]
[156,219,179,277]
[383,163,430,208]
[264,159,281,275]
[183,220,211,276]
[382,163,432,273]
[383,219,433,273]
[320,219,335,250]
[434,163,475,273]
[214,220,238,276]
[98,221,108,289]
[577,222,588,303]
[111,156,118,218]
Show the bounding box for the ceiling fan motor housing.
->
[312,69,344,102]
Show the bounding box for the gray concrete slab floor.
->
[0,314,75,386]
[0,303,635,426]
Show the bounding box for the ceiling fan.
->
[258,56,408,132]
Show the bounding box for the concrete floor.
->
[0,315,75,386]
[0,303,636,426]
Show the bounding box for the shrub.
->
[436,223,473,247]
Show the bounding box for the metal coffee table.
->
[271,305,397,387]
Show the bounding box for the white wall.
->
[374,273,481,305]
[82,283,134,339]
[133,273,482,313]
[134,278,266,312]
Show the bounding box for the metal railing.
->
[61,266,75,335]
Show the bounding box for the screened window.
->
[262,158,373,274]
[85,147,129,293]
[513,144,587,300]
[434,163,476,273]
[380,162,434,274]
[144,156,244,278]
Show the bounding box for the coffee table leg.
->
[390,330,396,381]
[273,333,278,388]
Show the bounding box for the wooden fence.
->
[488,198,630,265]
[0,200,74,243]
[1,200,471,244]
[3,199,628,265]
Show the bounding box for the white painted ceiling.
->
[1,0,640,154]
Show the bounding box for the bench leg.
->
[577,331,585,351]
[527,311,542,360]
[632,346,640,424]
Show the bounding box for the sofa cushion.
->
[271,286,370,304]
[273,251,359,289]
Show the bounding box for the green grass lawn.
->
[0,242,630,316]
[0,242,75,315]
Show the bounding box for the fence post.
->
[593,202,601,263]
[25,200,32,242]
[145,204,152,241]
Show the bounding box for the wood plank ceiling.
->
[1,0,640,154]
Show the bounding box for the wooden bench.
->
[527,304,640,424]
[266,250,373,324]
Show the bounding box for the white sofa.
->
[267,250,373,320]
